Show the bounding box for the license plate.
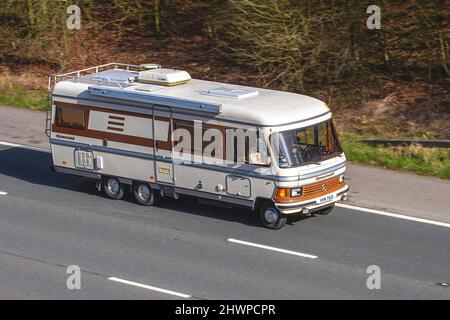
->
[318,194,334,204]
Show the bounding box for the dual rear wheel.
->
[102,177,159,206]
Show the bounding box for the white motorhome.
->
[48,63,348,229]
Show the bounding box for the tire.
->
[315,203,335,215]
[133,182,158,206]
[259,201,287,230]
[103,177,124,200]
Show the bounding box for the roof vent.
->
[200,86,259,99]
[138,68,191,86]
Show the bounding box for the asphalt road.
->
[0,145,449,299]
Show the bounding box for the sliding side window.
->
[55,106,86,129]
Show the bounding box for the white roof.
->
[52,69,330,127]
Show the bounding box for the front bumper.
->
[275,184,349,215]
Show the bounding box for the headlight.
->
[339,174,345,183]
[290,188,302,197]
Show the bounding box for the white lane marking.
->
[0,140,50,153]
[336,203,450,228]
[227,238,318,259]
[107,277,191,298]
[0,191,8,195]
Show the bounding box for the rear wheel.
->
[133,182,159,206]
[103,177,124,200]
[259,201,287,230]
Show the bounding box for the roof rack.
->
[48,62,148,92]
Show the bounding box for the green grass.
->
[341,133,450,179]
[0,84,48,111]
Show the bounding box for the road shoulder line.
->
[336,203,450,228]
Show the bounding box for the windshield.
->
[275,119,343,168]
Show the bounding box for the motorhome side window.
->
[55,106,86,129]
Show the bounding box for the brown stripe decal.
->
[52,124,154,148]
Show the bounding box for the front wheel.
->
[259,201,287,230]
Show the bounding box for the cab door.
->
[152,106,174,184]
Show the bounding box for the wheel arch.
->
[253,197,274,212]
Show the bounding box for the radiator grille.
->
[302,176,341,196]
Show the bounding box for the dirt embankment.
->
[335,82,450,139]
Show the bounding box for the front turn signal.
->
[275,188,288,200]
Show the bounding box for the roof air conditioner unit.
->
[138,68,191,86]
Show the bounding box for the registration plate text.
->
[318,194,334,204]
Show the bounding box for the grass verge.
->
[341,133,450,179]
[0,84,48,111]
